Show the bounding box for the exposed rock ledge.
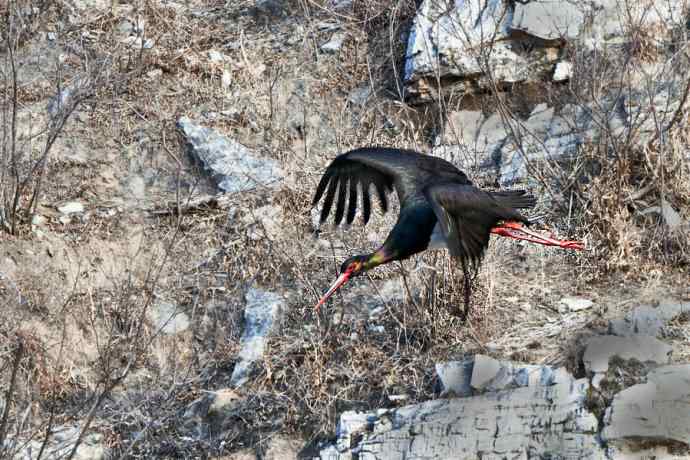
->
[318,298,690,459]
[320,362,600,459]
[319,361,690,459]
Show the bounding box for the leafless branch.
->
[0,337,24,454]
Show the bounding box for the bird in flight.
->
[312,147,583,317]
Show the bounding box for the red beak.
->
[491,221,584,250]
[315,271,352,312]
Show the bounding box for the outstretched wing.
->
[312,147,468,226]
[423,184,535,266]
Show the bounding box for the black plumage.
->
[312,147,535,267]
[311,147,543,317]
[311,147,584,316]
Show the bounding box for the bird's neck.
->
[363,246,395,271]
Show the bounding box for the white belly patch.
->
[428,222,449,250]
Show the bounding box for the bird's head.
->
[339,254,369,277]
[314,254,373,310]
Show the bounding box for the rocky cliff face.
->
[320,298,690,459]
[0,0,688,459]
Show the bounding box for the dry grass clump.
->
[537,4,690,274]
[565,42,690,272]
[249,278,497,439]
[575,128,689,270]
[0,329,63,401]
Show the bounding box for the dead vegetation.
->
[430,0,690,274]
[0,0,689,458]
[562,16,690,271]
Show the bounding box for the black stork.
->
[312,147,583,316]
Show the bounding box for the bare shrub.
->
[0,0,153,236]
[432,0,690,272]
[0,1,84,234]
[563,7,690,270]
[0,1,188,456]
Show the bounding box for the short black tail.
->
[490,190,537,210]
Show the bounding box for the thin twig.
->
[0,338,24,452]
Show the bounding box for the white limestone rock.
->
[434,103,595,184]
[57,201,85,215]
[435,359,473,396]
[405,0,509,79]
[469,354,502,390]
[498,103,596,184]
[582,335,672,387]
[321,32,346,53]
[602,364,690,448]
[660,199,683,230]
[148,300,190,335]
[322,347,690,459]
[609,298,689,337]
[585,0,687,48]
[177,116,282,193]
[230,288,284,387]
[433,111,506,177]
[404,0,687,104]
[512,1,585,40]
[207,49,225,63]
[559,296,594,312]
[404,0,533,100]
[437,355,548,396]
[553,61,573,81]
[321,367,600,459]
[433,71,685,185]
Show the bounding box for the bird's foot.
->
[491,221,585,250]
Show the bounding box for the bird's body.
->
[312,147,583,314]
[383,201,438,259]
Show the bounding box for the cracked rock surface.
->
[320,361,600,459]
[177,116,283,193]
[230,288,284,387]
[319,298,690,459]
